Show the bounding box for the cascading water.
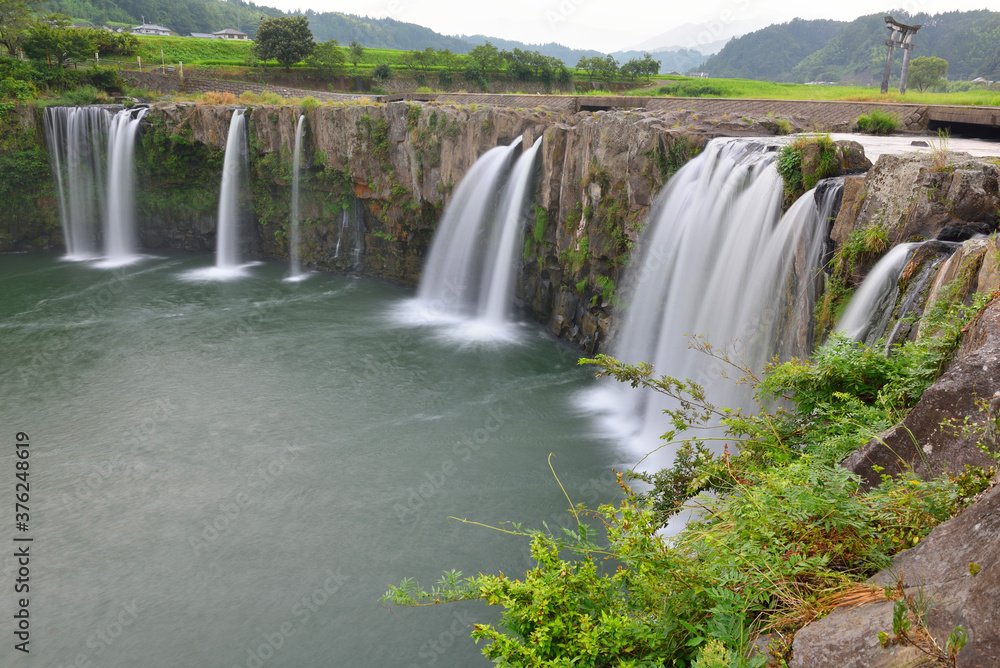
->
[835,243,919,345]
[414,138,522,321]
[588,138,838,472]
[287,115,306,280]
[44,106,111,259]
[215,109,248,270]
[101,107,148,267]
[479,139,542,326]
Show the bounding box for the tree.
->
[908,56,948,92]
[252,15,314,71]
[305,39,345,74]
[371,63,391,83]
[348,40,364,70]
[598,54,619,83]
[467,40,503,79]
[22,16,95,67]
[0,0,42,56]
[576,56,602,83]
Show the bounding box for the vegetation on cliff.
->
[383,276,998,665]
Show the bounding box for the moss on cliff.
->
[0,107,58,251]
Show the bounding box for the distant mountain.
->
[459,35,602,62]
[610,49,707,74]
[626,18,770,55]
[461,35,707,72]
[704,10,1000,83]
[702,18,843,81]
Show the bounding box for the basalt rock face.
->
[136,101,716,352]
[832,153,1000,274]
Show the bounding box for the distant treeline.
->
[704,10,1000,82]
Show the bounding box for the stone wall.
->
[119,72,939,132]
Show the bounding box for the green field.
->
[129,35,1000,107]
[621,77,1000,106]
[131,36,470,71]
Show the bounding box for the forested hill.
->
[704,10,1000,82]
[40,0,704,68]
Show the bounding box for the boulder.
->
[791,479,1000,667]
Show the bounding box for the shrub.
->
[854,109,900,135]
[201,91,237,105]
[300,96,321,111]
[371,63,392,82]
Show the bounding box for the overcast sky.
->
[260,1,996,52]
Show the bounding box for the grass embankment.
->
[621,76,1000,106]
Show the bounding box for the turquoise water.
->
[0,252,623,667]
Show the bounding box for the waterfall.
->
[331,199,366,271]
[834,243,919,346]
[216,109,248,270]
[101,108,148,267]
[410,136,540,339]
[415,138,522,320]
[44,106,111,259]
[589,138,835,470]
[479,139,542,326]
[288,115,306,280]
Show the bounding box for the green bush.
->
[371,63,392,82]
[854,109,900,135]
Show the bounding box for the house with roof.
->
[130,23,172,36]
[213,28,249,40]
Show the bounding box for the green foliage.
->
[253,15,315,70]
[776,135,838,204]
[532,205,547,243]
[833,225,890,279]
[371,62,392,82]
[22,17,96,67]
[305,39,345,73]
[348,40,364,68]
[702,18,844,81]
[0,0,42,57]
[854,109,900,135]
[646,135,697,185]
[562,235,589,272]
[908,56,949,92]
[300,96,321,112]
[467,40,503,79]
[0,76,34,101]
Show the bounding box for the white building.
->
[213,28,249,40]
[130,23,172,36]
